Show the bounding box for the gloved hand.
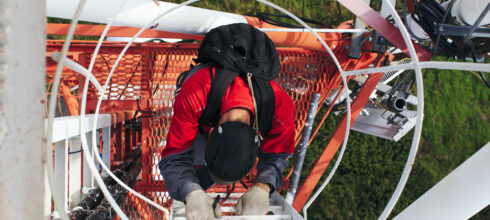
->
[236,185,270,215]
[185,189,222,220]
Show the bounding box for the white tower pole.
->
[0,0,46,219]
[394,143,490,220]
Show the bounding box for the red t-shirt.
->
[162,67,295,157]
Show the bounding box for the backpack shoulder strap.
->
[175,63,213,96]
[251,78,274,134]
[198,68,275,134]
[198,67,239,128]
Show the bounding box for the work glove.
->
[236,185,270,215]
[185,189,222,220]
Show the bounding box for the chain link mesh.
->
[46,41,349,219]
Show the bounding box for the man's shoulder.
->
[271,82,294,106]
[181,66,213,90]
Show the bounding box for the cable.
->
[48,1,489,219]
[465,5,490,89]
[48,0,187,219]
[255,2,352,219]
[118,59,142,100]
[75,1,349,219]
[409,0,474,57]
[83,1,202,219]
[378,0,425,219]
[478,72,490,88]
[470,50,490,88]
[75,1,129,217]
[77,0,177,219]
[433,0,456,56]
[303,51,384,218]
[403,0,431,42]
[472,37,490,54]
[45,1,88,220]
[246,1,341,28]
[466,70,490,87]
[239,180,249,189]
[45,0,88,219]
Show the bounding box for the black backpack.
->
[176,23,280,134]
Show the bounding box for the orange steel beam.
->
[141,117,151,185]
[87,100,143,110]
[292,71,385,211]
[245,16,343,52]
[59,83,79,116]
[47,23,204,40]
[47,22,345,52]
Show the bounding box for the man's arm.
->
[158,150,202,202]
[255,152,291,193]
[255,90,295,193]
[254,119,295,193]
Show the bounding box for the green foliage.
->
[47,17,100,40]
[167,0,353,27]
[301,115,411,219]
[300,56,489,219]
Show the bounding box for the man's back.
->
[162,66,295,158]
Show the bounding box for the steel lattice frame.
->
[44,0,490,220]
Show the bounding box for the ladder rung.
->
[173,215,292,220]
[208,192,245,198]
[171,192,303,220]
[219,205,283,213]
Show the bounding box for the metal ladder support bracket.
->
[171,192,304,220]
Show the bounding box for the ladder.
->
[171,192,304,220]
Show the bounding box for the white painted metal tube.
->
[86,0,204,219]
[46,0,247,35]
[394,143,490,220]
[50,114,111,143]
[50,51,103,93]
[82,4,119,188]
[259,28,368,33]
[78,124,129,220]
[378,0,425,219]
[255,2,352,220]
[79,0,127,195]
[47,0,128,218]
[73,0,129,215]
[76,0,170,218]
[286,93,321,204]
[46,0,367,36]
[45,1,88,220]
[421,61,490,72]
[344,61,490,76]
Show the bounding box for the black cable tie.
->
[69,150,82,154]
[239,180,249,189]
[213,195,221,209]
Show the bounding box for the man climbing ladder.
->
[158,23,295,220]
